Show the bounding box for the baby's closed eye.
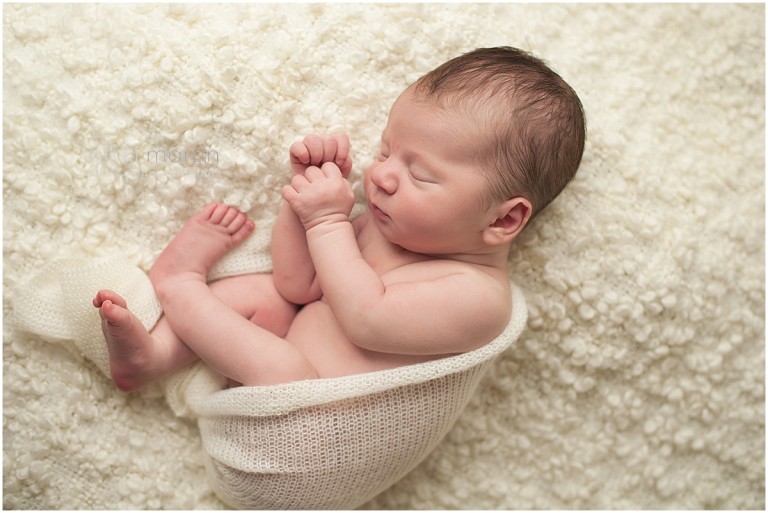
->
[409,168,437,184]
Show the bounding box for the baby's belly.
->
[285,300,438,378]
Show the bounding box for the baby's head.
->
[410,46,586,221]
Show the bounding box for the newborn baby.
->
[92,46,585,390]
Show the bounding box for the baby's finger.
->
[289,140,311,165]
[333,133,352,176]
[303,135,325,165]
[320,161,342,179]
[304,166,325,182]
[321,135,338,163]
[289,173,311,192]
[281,184,298,203]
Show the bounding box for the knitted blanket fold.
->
[12,250,527,509]
[12,216,274,399]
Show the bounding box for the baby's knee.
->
[240,351,318,386]
[243,275,297,336]
[209,274,297,335]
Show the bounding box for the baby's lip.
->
[369,198,390,220]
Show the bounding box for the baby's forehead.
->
[379,96,495,166]
[391,87,497,127]
[410,96,503,147]
[383,95,466,138]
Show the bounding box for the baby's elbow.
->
[286,287,321,306]
[274,275,321,306]
[344,319,391,353]
[346,318,427,355]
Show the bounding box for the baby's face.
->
[364,89,496,255]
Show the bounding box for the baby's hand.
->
[289,134,352,178]
[282,162,355,230]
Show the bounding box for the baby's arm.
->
[272,134,352,304]
[312,229,509,354]
[282,163,510,355]
[271,201,320,304]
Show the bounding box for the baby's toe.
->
[101,300,131,328]
[94,289,127,309]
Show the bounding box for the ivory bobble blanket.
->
[3,3,764,509]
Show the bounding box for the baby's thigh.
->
[209,273,297,337]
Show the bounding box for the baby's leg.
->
[150,204,318,386]
[94,273,296,391]
[207,274,297,338]
[94,290,197,392]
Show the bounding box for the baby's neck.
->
[421,246,511,272]
[385,231,511,272]
[356,212,510,275]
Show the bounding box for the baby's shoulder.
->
[405,258,510,299]
[413,260,512,349]
[446,260,510,297]
[435,260,512,315]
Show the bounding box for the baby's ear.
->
[482,197,532,246]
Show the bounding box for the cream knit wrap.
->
[13,228,527,509]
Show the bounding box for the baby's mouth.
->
[369,200,390,221]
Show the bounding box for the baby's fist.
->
[282,162,355,230]
[289,134,352,178]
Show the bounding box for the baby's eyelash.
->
[409,169,435,184]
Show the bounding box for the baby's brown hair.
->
[412,46,586,218]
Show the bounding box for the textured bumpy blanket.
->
[3,3,764,509]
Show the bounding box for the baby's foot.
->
[93,289,160,392]
[149,204,254,295]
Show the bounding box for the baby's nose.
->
[370,162,398,194]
